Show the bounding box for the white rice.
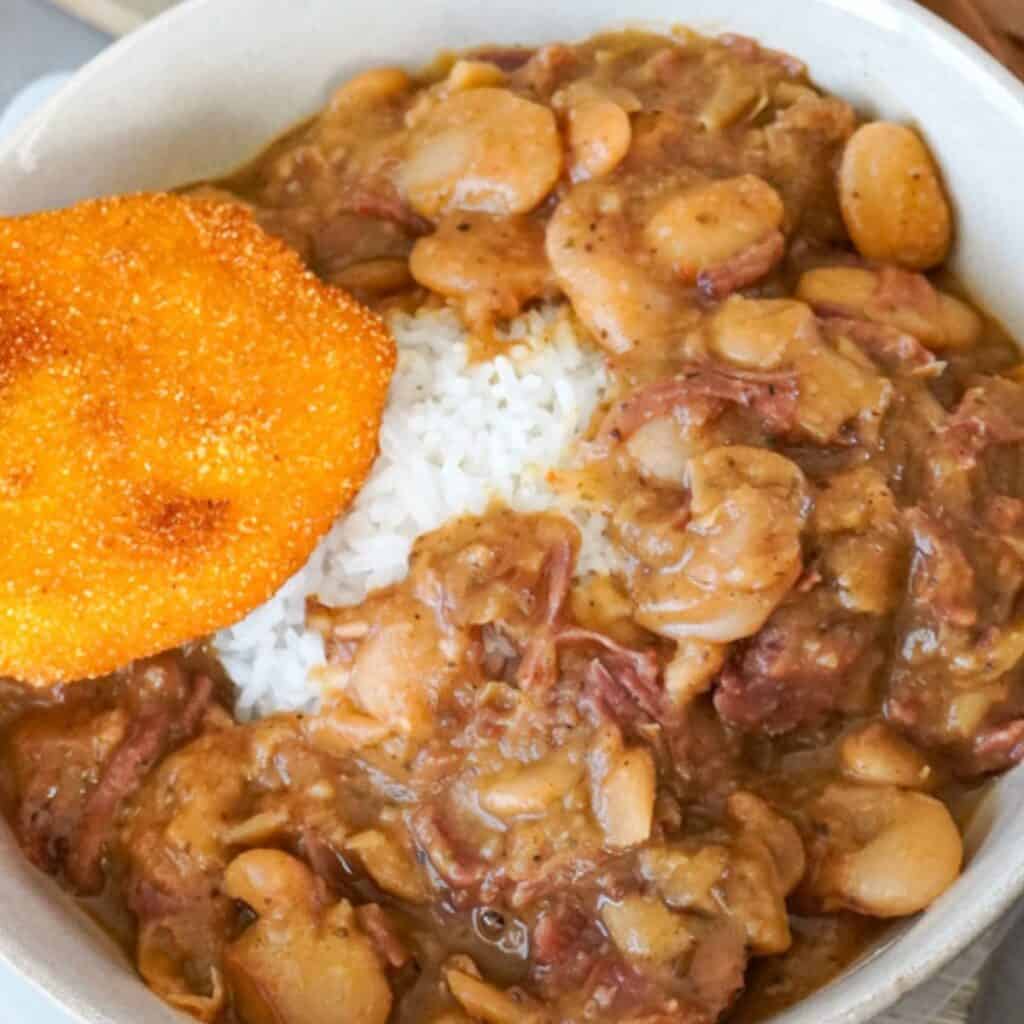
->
[215,304,611,718]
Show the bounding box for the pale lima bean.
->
[222,850,392,1024]
[566,99,632,182]
[806,784,963,917]
[398,88,562,218]
[838,122,952,270]
[645,174,784,282]
[634,446,808,642]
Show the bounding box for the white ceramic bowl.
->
[2,1,1024,1021]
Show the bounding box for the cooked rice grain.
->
[216,305,610,716]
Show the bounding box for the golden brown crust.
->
[0,193,395,684]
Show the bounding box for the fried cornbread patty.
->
[0,194,395,684]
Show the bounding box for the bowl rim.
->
[2,1,1024,1023]
[4,0,1024,170]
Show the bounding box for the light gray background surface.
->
[0,0,107,111]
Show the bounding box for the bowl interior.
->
[2,1,1024,1022]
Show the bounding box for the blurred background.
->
[923,0,1024,73]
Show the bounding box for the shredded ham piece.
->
[66,673,213,894]
[820,317,945,378]
[598,364,799,443]
[906,508,978,628]
[697,231,785,300]
[410,806,490,890]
